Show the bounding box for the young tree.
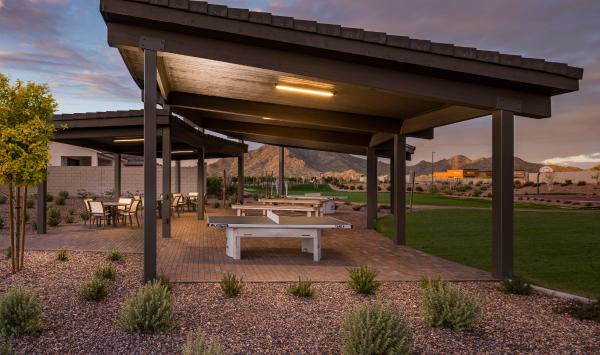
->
[0,73,56,273]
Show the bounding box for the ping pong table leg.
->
[226,228,236,259]
[313,230,321,262]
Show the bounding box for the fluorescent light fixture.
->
[172,150,195,154]
[262,117,274,120]
[113,137,144,143]
[275,84,334,97]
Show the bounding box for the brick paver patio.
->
[0,208,493,282]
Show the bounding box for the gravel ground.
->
[1,251,599,354]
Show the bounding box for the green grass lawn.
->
[375,209,600,297]
[250,184,557,209]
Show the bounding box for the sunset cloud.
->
[543,153,600,166]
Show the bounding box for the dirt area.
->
[2,251,599,354]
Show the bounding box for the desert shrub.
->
[3,248,10,259]
[350,185,356,190]
[213,202,220,208]
[377,186,381,191]
[562,301,600,323]
[352,204,362,211]
[0,195,6,204]
[577,181,587,186]
[472,188,482,197]
[47,207,61,227]
[428,185,439,194]
[58,191,69,199]
[119,280,174,332]
[54,195,65,206]
[182,329,224,355]
[106,250,123,262]
[26,199,34,209]
[347,265,380,295]
[56,249,69,261]
[420,278,480,330]
[154,274,174,292]
[357,185,364,190]
[341,303,412,355]
[455,185,467,192]
[80,211,90,222]
[220,272,243,297]
[415,186,424,192]
[94,264,116,281]
[288,278,313,298]
[0,288,43,336]
[499,277,533,295]
[64,213,74,224]
[79,278,108,301]
[0,217,3,230]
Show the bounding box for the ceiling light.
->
[262,117,274,120]
[275,84,334,97]
[113,137,144,143]
[172,150,195,154]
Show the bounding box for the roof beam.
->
[401,106,490,134]
[156,56,171,101]
[107,22,552,118]
[168,92,401,133]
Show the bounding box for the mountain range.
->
[207,145,582,178]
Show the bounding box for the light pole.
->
[431,151,435,186]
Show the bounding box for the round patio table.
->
[103,202,130,227]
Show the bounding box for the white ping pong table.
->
[207,212,352,261]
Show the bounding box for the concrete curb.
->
[533,285,596,303]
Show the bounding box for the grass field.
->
[375,209,600,297]
[252,184,558,209]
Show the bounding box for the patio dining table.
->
[103,202,130,227]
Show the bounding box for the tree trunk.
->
[19,187,28,270]
[14,187,21,272]
[9,184,15,273]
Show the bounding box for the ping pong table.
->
[208,212,352,261]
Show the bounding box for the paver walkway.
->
[0,208,493,282]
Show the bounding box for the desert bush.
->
[45,193,54,202]
[577,181,587,186]
[415,186,424,192]
[4,248,10,259]
[154,274,174,292]
[80,211,90,222]
[0,217,3,230]
[56,249,69,261]
[106,250,123,262]
[0,195,6,204]
[341,303,412,355]
[350,185,356,190]
[79,278,108,301]
[357,185,364,190]
[562,301,600,323]
[420,278,480,330]
[352,204,363,211]
[288,278,313,298]
[47,207,61,227]
[0,288,43,336]
[428,185,439,194]
[94,264,116,281]
[64,212,75,224]
[220,272,243,297]
[119,280,174,332]
[182,329,224,355]
[54,195,65,206]
[31,220,37,231]
[26,199,34,209]
[499,277,533,295]
[347,265,380,295]
[213,202,220,208]
[58,191,69,199]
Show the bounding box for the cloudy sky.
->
[1,0,599,167]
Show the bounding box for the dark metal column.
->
[237,153,244,204]
[197,148,205,220]
[114,153,121,198]
[174,160,181,193]
[393,134,407,245]
[162,127,171,238]
[492,110,514,279]
[366,147,377,229]
[143,49,158,282]
[278,146,285,196]
[389,155,395,214]
[36,180,47,234]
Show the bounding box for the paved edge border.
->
[533,285,596,303]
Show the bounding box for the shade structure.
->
[100,0,582,280]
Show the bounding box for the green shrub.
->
[58,191,69,199]
[428,185,439,194]
[45,194,54,202]
[54,195,65,206]
[182,329,224,355]
[80,211,90,222]
[288,278,313,298]
[56,249,69,261]
[47,207,61,227]
[119,280,174,332]
[3,248,10,259]
[347,265,380,295]
[420,278,480,330]
[499,277,533,295]
[154,274,174,292]
[106,250,122,262]
[26,199,34,209]
[79,278,108,301]
[213,202,220,208]
[341,303,412,355]
[94,264,116,281]
[220,272,243,297]
[0,195,6,204]
[0,288,43,336]
[64,214,74,224]
[31,221,37,231]
[562,301,600,323]
[0,216,4,230]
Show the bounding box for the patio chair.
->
[188,192,199,211]
[117,197,133,211]
[118,199,141,227]
[89,201,108,227]
[171,195,181,217]
[83,198,93,225]
[174,192,186,211]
